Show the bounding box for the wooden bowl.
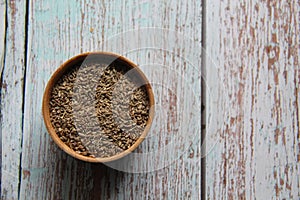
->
[42,52,154,163]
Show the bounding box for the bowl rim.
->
[42,51,155,163]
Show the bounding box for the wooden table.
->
[1,0,299,199]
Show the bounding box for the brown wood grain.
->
[3,0,298,199]
[1,0,26,199]
[16,0,202,199]
[204,0,299,199]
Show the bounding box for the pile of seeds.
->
[49,61,150,158]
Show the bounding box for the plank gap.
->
[18,0,30,199]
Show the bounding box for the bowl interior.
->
[42,52,154,163]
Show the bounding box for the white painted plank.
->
[20,0,202,199]
[0,0,5,73]
[0,0,5,195]
[0,0,26,199]
[205,0,299,199]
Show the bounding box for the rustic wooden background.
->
[0,0,299,199]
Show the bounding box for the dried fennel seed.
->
[49,62,150,158]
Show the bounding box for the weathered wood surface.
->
[0,0,202,199]
[0,0,5,194]
[205,0,299,199]
[2,0,299,199]
[1,0,26,199]
[0,0,5,73]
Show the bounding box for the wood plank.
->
[0,0,5,73]
[20,0,202,199]
[0,0,5,195]
[0,0,27,199]
[205,0,299,199]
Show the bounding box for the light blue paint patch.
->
[34,0,71,29]
[139,1,153,26]
[34,9,52,22]
[23,168,47,182]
